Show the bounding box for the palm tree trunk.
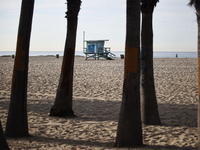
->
[115,0,143,147]
[197,13,200,150]
[49,0,81,117]
[0,120,9,150]
[5,0,35,137]
[141,6,161,125]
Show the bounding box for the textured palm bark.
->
[0,120,9,150]
[141,5,161,125]
[187,2,199,149]
[197,13,200,150]
[49,0,81,117]
[5,0,34,137]
[115,0,143,147]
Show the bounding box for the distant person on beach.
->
[176,54,178,58]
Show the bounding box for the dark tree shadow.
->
[0,97,197,127]
[158,103,197,127]
[0,97,197,149]
[6,135,197,150]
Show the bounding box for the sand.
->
[0,56,198,149]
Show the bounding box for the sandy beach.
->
[0,56,198,149]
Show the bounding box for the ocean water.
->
[0,51,197,58]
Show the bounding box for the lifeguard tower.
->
[83,32,116,60]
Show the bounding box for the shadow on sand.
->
[0,97,197,149]
[6,135,197,150]
[0,97,197,127]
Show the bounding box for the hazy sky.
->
[0,0,197,52]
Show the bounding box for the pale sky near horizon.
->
[0,0,198,52]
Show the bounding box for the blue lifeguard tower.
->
[83,32,116,60]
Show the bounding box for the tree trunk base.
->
[114,142,144,148]
[0,121,9,150]
[5,131,30,138]
[142,118,161,125]
[49,106,76,117]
